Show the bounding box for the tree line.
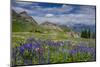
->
[81,28,96,39]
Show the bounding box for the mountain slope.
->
[41,21,63,32]
[12,10,37,32]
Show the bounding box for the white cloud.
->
[31,4,74,14]
[12,6,35,15]
[15,1,33,6]
[45,14,54,17]
[12,2,95,25]
[37,5,71,14]
[33,13,95,25]
[76,6,95,15]
[12,6,25,13]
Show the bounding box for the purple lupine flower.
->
[27,37,35,42]
[69,49,77,55]
[23,43,33,49]
[78,41,89,46]
[19,45,25,53]
[69,45,96,58]
[47,48,50,63]
[39,48,43,54]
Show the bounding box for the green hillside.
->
[12,10,37,32]
[12,10,80,40]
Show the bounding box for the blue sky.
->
[12,1,96,25]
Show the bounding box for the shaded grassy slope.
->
[12,10,37,32]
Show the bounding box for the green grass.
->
[12,32,95,48]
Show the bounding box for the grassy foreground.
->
[12,32,96,66]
